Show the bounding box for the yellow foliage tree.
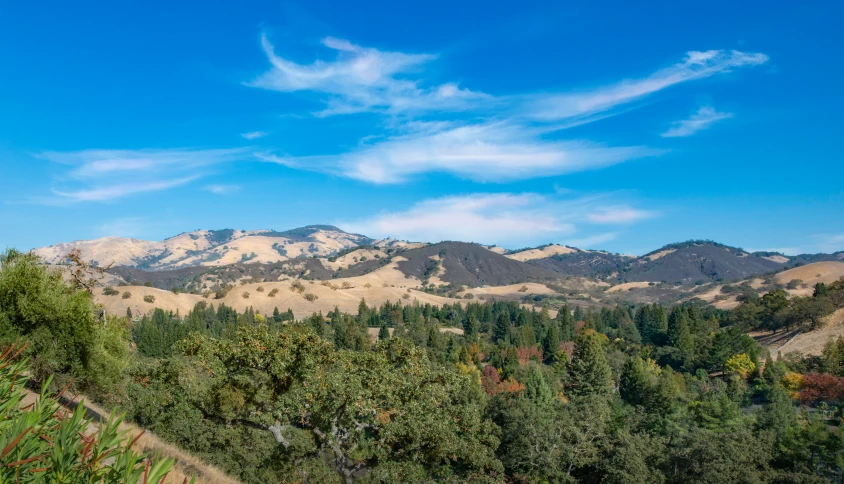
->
[725,353,756,378]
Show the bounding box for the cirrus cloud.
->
[340,191,658,249]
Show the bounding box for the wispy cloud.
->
[341,192,656,248]
[564,232,618,249]
[248,34,487,116]
[587,207,656,224]
[526,50,767,122]
[53,177,200,202]
[39,148,247,203]
[241,131,268,140]
[258,121,662,183]
[661,106,733,137]
[248,36,767,183]
[204,184,241,195]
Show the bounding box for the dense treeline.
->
[2,248,844,483]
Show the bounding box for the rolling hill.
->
[33,226,371,270]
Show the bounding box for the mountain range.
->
[33,226,844,287]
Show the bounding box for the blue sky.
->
[1,1,842,255]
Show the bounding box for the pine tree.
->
[573,305,585,322]
[463,315,479,339]
[524,365,553,405]
[568,330,612,397]
[558,304,575,341]
[542,322,561,363]
[272,306,281,323]
[619,357,649,406]
[126,307,132,320]
[378,323,390,340]
[668,308,694,366]
[493,312,510,344]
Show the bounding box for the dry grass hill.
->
[34,226,370,270]
[32,231,844,321]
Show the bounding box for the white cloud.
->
[661,106,733,137]
[564,232,618,249]
[204,184,241,195]
[241,131,268,140]
[527,50,767,121]
[341,192,655,248]
[248,34,488,116]
[39,148,247,202]
[587,207,656,224]
[257,121,661,183]
[53,177,200,202]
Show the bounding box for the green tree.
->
[0,249,103,391]
[568,330,612,397]
[378,323,390,340]
[619,357,650,406]
[492,312,510,344]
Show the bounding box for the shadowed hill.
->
[395,241,560,286]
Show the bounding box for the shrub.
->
[518,285,529,292]
[303,293,318,302]
[122,291,132,299]
[268,288,279,297]
[102,286,119,296]
[464,293,475,299]
[0,345,174,482]
[786,279,803,290]
[290,280,305,293]
[143,295,155,303]
[364,283,372,288]
[143,282,153,287]
[341,282,354,289]
[402,293,410,300]
[242,291,250,299]
[256,286,265,292]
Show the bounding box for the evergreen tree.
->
[568,330,612,397]
[524,365,553,405]
[668,308,694,366]
[493,312,510,344]
[619,357,649,406]
[542,321,561,363]
[573,305,585,322]
[378,323,390,340]
[126,307,132,320]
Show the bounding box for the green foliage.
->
[0,344,176,483]
[568,330,612,397]
[0,250,101,390]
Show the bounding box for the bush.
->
[464,293,475,299]
[268,288,279,297]
[787,279,803,290]
[402,293,410,300]
[122,291,132,299]
[102,286,119,296]
[143,295,155,303]
[0,344,174,482]
[290,280,305,293]
[256,286,265,292]
[518,285,529,292]
[242,291,250,299]
[0,249,126,393]
[303,293,318,301]
[341,282,354,289]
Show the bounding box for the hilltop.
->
[33,226,372,270]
